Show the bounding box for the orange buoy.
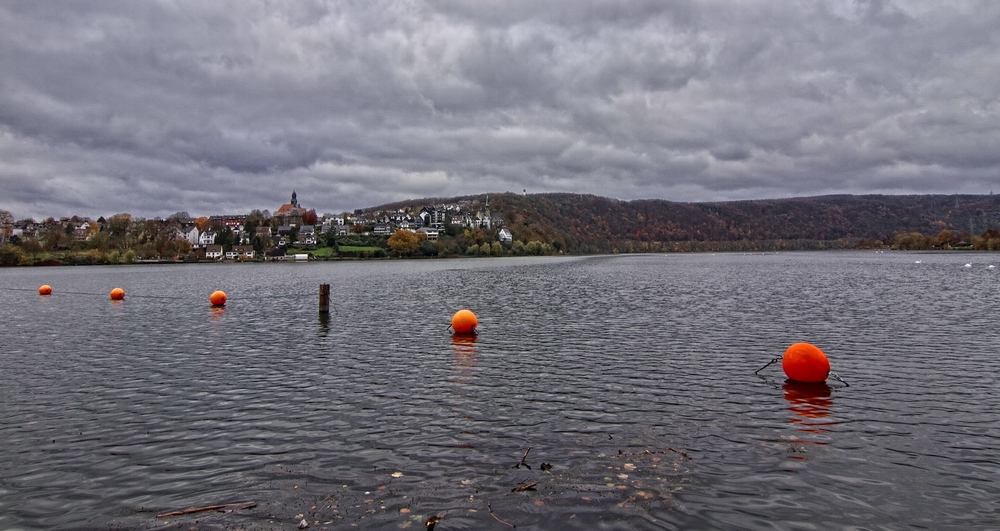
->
[210,290,227,306]
[110,288,125,300]
[782,342,830,383]
[451,309,478,334]
[38,285,52,295]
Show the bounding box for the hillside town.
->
[7,192,1000,267]
[0,191,528,265]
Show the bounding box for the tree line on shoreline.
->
[0,209,558,266]
[3,192,1000,266]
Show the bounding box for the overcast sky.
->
[1,0,998,220]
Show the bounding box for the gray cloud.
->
[1,0,999,220]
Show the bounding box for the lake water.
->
[1,252,998,530]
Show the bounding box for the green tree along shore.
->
[3,193,1000,266]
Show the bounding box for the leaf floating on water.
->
[400,508,411,514]
[392,471,404,478]
[426,512,446,530]
[534,500,545,506]
[623,463,637,471]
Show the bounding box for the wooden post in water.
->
[319,284,330,313]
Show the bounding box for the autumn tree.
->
[935,230,953,248]
[107,213,136,252]
[303,209,318,226]
[194,216,211,232]
[387,229,425,256]
[893,232,931,250]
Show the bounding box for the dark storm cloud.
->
[1,0,998,220]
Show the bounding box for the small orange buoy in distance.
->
[782,342,830,383]
[210,290,227,306]
[109,288,125,300]
[38,285,52,295]
[451,309,478,334]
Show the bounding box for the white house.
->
[498,228,513,243]
[199,231,217,246]
[205,244,224,259]
[298,225,316,245]
[232,245,255,260]
[182,226,200,247]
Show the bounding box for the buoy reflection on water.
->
[783,381,840,435]
[450,333,478,387]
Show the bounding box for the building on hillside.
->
[419,206,447,229]
[276,226,294,246]
[498,228,513,243]
[205,244,223,259]
[274,191,307,226]
[181,226,200,247]
[417,227,439,241]
[225,245,255,260]
[235,245,255,259]
[72,222,93,241]
[210,215,247,231]
[298,225,316,245]
[199,232,217,246]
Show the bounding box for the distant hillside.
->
[370,193,1000,253]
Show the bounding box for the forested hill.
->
[375,193,1000,253]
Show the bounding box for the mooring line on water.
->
[754,356,782,375]
[4,286,335,305]
[755,353,850,387]
[829,372,849,387]
[2,287,191,300]
[2,287,54,293]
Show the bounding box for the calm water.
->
[1,252,998,530]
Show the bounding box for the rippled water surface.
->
[1,252,999,530]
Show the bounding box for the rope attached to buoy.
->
[755,352,850,387]
[829,372,849,387]
[754,356,782,375]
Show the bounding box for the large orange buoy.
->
[451,309,478,334]
[110,288,125,300]
[210,290,227,306]
[782,343,830,383]
[38,285,52,295]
